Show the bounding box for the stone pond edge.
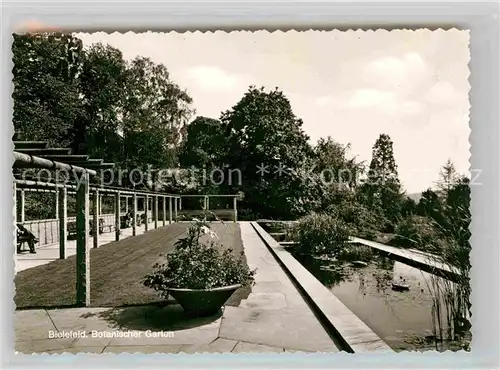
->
[250,221,394,354]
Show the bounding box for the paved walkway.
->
[217,222,339,352]
[16,222,158,273]
[14,222,339,354]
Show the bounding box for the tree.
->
[311,137,365,212]
[436,159,459,196]
[12,33,84,147]
[179,116,226,168]
[119,56,194,182]
[177,116,228,195]
[313,137,364,191]
[441,176,471,250]
[74,42,127,160]
[13,34,195,191]
[401,196,417,217]
[362,134,403,224]
[417,188,443,220]
[220,86,314,218]
[367,134,400,186]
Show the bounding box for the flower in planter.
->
[143,210,256,297]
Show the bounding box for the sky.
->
[77,30,470,194]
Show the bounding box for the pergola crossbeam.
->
[179,194,241,198]
[14,152,97,176]
[58,159,108,168]
[14,179,180,198]
[13,141,48,149]
[14,139,117,171]
[39,155,90,162]
[17,148,72,156]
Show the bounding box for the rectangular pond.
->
[258,222,471,352]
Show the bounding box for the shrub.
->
[143,215,255,297]
[391,215,441,251]
[289,213,350,257]
[328,201,384,240]
[238,208,264,221]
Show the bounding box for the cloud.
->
[362,52,430,95]
[349,89,396,109]
[184,66,247,92]
[315,95,333,106]
[424,81,461,106]
[399,100,424,116]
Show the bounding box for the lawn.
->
[15,222,251,309]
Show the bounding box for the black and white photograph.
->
[12,29,472,354]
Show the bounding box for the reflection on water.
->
[295,245,469,352]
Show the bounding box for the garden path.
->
[14,222,341,353]
[216,222,341,352]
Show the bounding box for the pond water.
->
[258,223,470,351]
[296,248,471,352]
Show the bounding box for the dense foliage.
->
[13,32,194,216]
[13,33,83,147]
[391,215,442,249]
[13,33,193,178]
[289,213,351,257]
[220,87,315,218]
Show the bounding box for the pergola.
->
[179,194,239,221]
[13,140,183,307]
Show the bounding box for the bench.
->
[67,218,114,235]
[92,218,114,233]
[16,224,38,253]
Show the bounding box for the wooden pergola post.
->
[115,192,120,241]
[92,190,99,249]
[132,192,137,236]
[76,172,90,307]
[206,195,210,211]
[13,183,17,248]
[233,196,238,223]
[58,187,67,259]
[20,189,25,223]
[153,195,158,229]
[169,197,172,224]
[174,197,178,220]
[179,197,182,211]
[144,195,149,231]
[54,190,59,220]
[161,196,166,226]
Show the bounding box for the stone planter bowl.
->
[168,284,242,317]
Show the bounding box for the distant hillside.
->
[407,193,422,202]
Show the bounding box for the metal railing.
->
[20,211,154,247]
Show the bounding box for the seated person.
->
[120,210,134,228]
[16,224,38,253]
